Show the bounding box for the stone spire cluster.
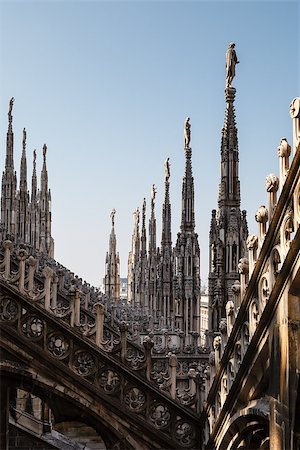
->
[1,98,54,257]
[107,119,201,337]
[208,45,248,341]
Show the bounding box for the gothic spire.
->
[161,158,172,249]
[40,144,48,193]
[219,43,240,208]
[19,128,28,193]
[141,198,147,258]
[31,150,37,202]
[105,208,120,302]
[181,118,195,232]
[5,97,15,171]
[149,184,157,254]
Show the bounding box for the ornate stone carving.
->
[290,98,300,119]
[0,296,18,321]
[175,420,196,447]
[247,234,258,250]
[47,333,70,359]
[238,258,249,275]
[278,137,291,158]
[98,368,121,394]
[265,174,279,193]
[255,206,268,223]
[73,351,95,376]
[22,316,44,339]
[150,403,170,429]
[124,387,146,412]
[213,336,221,350]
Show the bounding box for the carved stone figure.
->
[8,97,14,116]
[226,43,239,87]
[184,117,191,148]
[164,157,170,181]
[277,138,291,158]
[255,205,268,224]
[133,208,140,227]
[22,128,26,149]
[265,174,279,193]
[110,208,116,227]
[151,183,157,201]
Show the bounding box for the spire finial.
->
[184,117,191,149]
[151,184,157,211]
[142,198,146,228]
[164,157,170,181]
[8,97,14,122]
[33,149,36,165]
[22,128,26,152]
[133,207,140,228]
[111,208,116,227]
[225,42,239,87]
[43,144,47,161]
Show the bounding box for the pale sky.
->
[0,0,299,287]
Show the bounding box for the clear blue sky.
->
[0,0,299,287]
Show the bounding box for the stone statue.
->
[133,208,140,228]
[111,208,116,227]
[43,144,47,159]
[184,117,191,148]
[22,128,26,149]
[151,184,157,201]
[164,157,170,181]
[226,43,239,87]
[8,97,14,116]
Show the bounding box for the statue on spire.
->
[43,144,47,161]
[184,117,191,148]
[142,198,146,223]
[151,184,157,202]
[226,43,239,87]
[164,157,171,181]
[22,128,26,150]
[8,97,14,115]
[111,208,116,227]
[133,207,140,228]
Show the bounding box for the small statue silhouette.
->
[226,43,239,87]
[184,117,191,148]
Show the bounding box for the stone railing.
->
[0,235,207,422]
[203,98,300,444]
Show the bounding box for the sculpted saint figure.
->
[133,207,140,228]
[184,117,191,148]
[9,97,14,116]
[110,208,116,227]
[164,157,170,181]
[23,128,26,148]
[226,43,239,87]
[151,184,157,201]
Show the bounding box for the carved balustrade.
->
[0,283,200,448]
[204,100,300,443]
[0,233,208,417]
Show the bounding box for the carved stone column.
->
[93,303,105,347]
[168,352,177,399]
[278,138,291,191]
[143,336,154,381]
[255,206,268,250]
[238,257,249,300]
[290,97,300,154]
